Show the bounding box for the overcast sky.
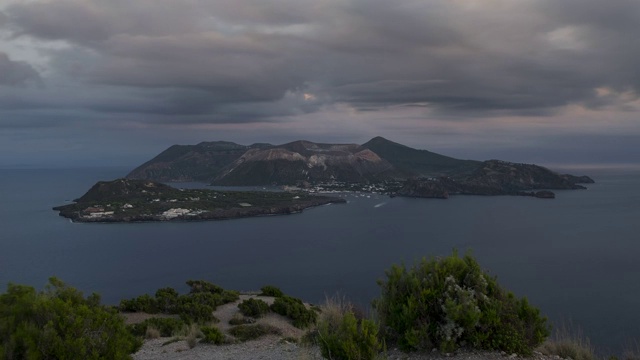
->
[1,0,639,169]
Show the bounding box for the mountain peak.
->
[363,136,409,149]
[362,136,481,177]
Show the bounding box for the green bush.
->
[186,280,224,294]
[271,296,317,328]
[0,278,141,360]
[119,280,238,324]
[229,314,256,325]
[119,293,158,313]
[155,287,179,313]
[260,285,284,297]
[318,311,381,360]
[373,251,549,355]
[228,324,281,342]
[221,289,241,303]
[200,326,225,345]
[238,298,271,318]
[128,317,186,337]
[176,293,220,324]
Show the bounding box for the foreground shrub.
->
[229,313,256,325]
[155,287,180,313]
[200,326,225,345]
[128,317,186,337]
[220,289,241,303]
[238,298,271,318]
[374,251,549,355]
[228,324,281,342]
[271,295,317,328]
[186,280,224,294]
[260,285,284,297]
[176,293,220,324]
[317,297,381,360]
[0,278,140,360]
[119,293,158,313]
[120,280,238,324]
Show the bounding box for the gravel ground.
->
[133,338,563,360]
[132,335,321,360]
[132,294,320,360]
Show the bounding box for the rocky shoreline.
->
[55,198,345,223]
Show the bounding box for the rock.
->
[534,191,555,199]
[561,174,595,184]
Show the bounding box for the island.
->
[53,137,596,223]
[126,136,594,200]
[53,179,346,223]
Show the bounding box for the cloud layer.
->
[0,52,40,86]
[1,0,639,166]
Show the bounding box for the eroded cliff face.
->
[212,142,401,185]
[126,137,594,192]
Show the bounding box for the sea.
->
[1,166,639,355]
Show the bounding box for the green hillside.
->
[362,136,481,177]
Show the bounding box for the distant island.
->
[126,136,594,199]
[53,179,345,223]
[54,137,595,222]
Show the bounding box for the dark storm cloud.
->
[6,1,111,44]
[0,52,40,86]
[2,0,640,121]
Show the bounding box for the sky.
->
[1,0,639,169]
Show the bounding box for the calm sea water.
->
[1,167,638,354]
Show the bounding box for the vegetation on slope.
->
[374,251,550,354]
[126,141,253,182]
[6,253,608,359]
[53,178,345,222]
[362,136,481,177]
[0,278,140,360]
[119,279,239,324]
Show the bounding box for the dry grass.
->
[145,326,161,339]
[317,294,372,328]
[318,294,355,326]
[622,341,640,360]
[185,324,202,349]
[538,323,596,360]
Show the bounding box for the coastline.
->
[54,197,345,223]
[52,178,347,223]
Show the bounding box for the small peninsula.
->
[53,179,345,223]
